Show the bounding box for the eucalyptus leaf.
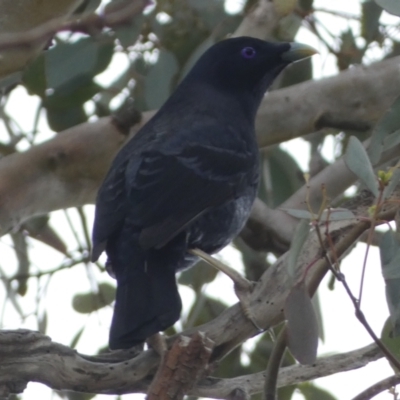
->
[264,147,304,207]
[283,209,313,219]
[0,71,22,91]
[285,282,319,364]
[344,136,378,197]
[287,219,310,278]
[115,14,144,49]
[381,317,400,371]
[368,95,400,165]
[361,0,383,43]
[375,0,400,16]
[22,55,46,97]
[380,231,400,335]
[72,283,116,314]
[45,37,113,92]
[46,105,87,131]
[298,382,338,400]
[144,50,179,109]
[178,260,218,292]
[383,167,400,200]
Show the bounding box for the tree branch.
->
[256,55,400,147]
[0,111,154,235]
[351,374,400,400]
[0,329,381,398]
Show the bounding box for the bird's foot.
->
[146,332,167,358]
[189,248,263,332]
[233,281,263,332]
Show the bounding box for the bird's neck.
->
[171,80,260,125]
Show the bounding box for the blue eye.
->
[241,47,256,59]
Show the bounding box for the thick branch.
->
[0,330,381,398]
[0,111,154,234]
[256,55,400,147]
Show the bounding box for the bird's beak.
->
[281,43,318,63]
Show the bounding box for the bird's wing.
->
[91,158,130,261]
[128,142,256,250]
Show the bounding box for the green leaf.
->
[362,1,383,43]
[72,283,116,314]
[115,14,144,49]
[298,382,338,400]
[380,231,400,279]
[337,29,363,70]
[189,0,226,29]
[375,0,400,15]
[369,95,400,164]
[383,167,400,200]
[70,326,85,349]
[299,0,313,12]
[178,260,218,292]
[381,317,400,372]
[287,219,310,278]
[46,105,87,131]
[284,209,313,219]
[261,147,304,208]
[44,81,101,109]
[144,49,179,109]
[285,282,319,364]
[0,71,22,90]
[74,0,102,15]
[380,231,400,335]
[45,37,113,92]
[344,136,378,197]
[185,296,226,327]
[22,55,46,97]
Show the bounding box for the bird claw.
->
[234,282,264,332]
[146,332,168,357]
[190,248,264,332]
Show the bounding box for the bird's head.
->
[185,36,316,115]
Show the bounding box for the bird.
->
[91,36,316,350]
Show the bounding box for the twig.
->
[351,374,400,400]
[0,0,148,51]
[314,211,400,371]
[263,326,287,400]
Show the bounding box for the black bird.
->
[91,37,316,350]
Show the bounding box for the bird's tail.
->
[108,248,182,350]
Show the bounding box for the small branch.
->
[263,326,287,400]
[0,0,148,51]
[352,374,400,400]
[193,343,381,398]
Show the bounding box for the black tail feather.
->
[109,257,182,349]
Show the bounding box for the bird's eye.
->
[241,47,256,59]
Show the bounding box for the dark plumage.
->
[91,37,315,349]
